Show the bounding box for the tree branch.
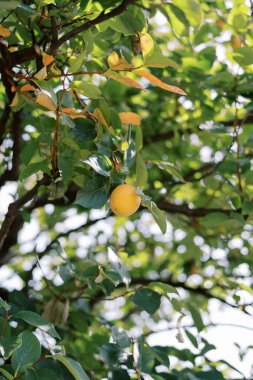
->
[0,175,51,253]
[156,200,240,217]
[0,105,11,145]
[50,0,132,53]
[0,110,22,188]
[130,278,251,315]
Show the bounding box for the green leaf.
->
[0,336,22,359]
[170,297,183,313]
[164,4,189,37]
[53,355,90,380]
[138,344,155,373]
[148,201,167,235]
[111,326,131,348]
[72,118,97,142]
[145,44,179,69]
[19,369,57,380]
[188,305,204,332]
[108,6,146,36]
[132,288,161,315]
[82,30,94,55]
[150,160,184,181]
[0,1,20,9]
[173,0,204,29]
[204,72,234,90]
[136,153,148,187]
[0,298,9,311]
[185,329,198,348]
[149,346,170,368]
[83,154,112,177]
[200,212,231,228]
[0,368,13,380]
[135,125,143,152]
[149,282,179,296]
[100,343,127,367]
[75,176,109,209]
[110,369,130,380]
[70,81,101,99]
[19,160,50,181]
[195,370,226,380]
[11,331,41,373]
[233,47,253,66]
[68,51,87,73]
[20,142,37,165]
[108,247,131,287]
[14,310,61,339]
[0,316,11,337]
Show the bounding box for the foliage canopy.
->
[0,0,253,379]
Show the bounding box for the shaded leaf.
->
[19,160,50,181]
[132,288,161,315]
[9,92,19,107]
[11,331,41,373]
[75,176,109,209]
[53,355,90,380]
[0,336,22,360]
[111,326,131,348]
[14,310,61,339]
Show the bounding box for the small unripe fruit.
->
[110,184,141,217]
[231,36,241,49]
[217,19,224,29]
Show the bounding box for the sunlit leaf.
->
[103,71,145,91]
[135,69,186,95]
[42,53,54,66]
[119,112,141,126]
[34,66,48,80]
[36,93,56,110]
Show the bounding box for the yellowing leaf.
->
[108,51,119,68]
[108,51,133,70]
[8,46,18,52]
[135,69,186,95]
[113,58,133,70]
[51,63,61,75]
[0,24,11,38]
[121,141,129,151]
[140,32,154,59]
[20,84,36,92]
[104,70,145,91]
[62,108,87,119]
[10,92,19,107]
[42,53,54,67]
[36,93,56,111]
[34,66,48,80]
[93,108,108,128]
[119,112,141,126]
